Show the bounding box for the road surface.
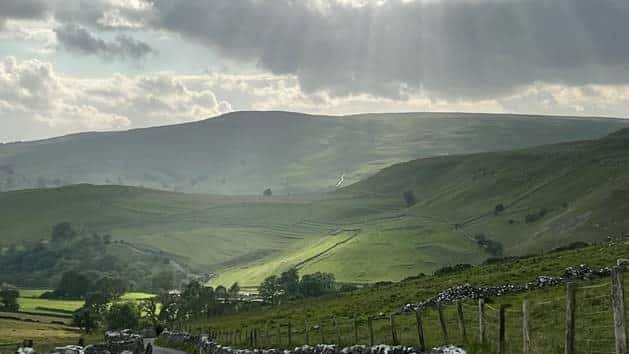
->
[145,338,186,354]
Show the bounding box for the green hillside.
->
[212,128,629,285]
[1,111,627,195]
[3,128,629,288]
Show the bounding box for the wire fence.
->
[183,266,629,354]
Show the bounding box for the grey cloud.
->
[146,0,629,99]
[0,0,49,29]
[54,23,155,60]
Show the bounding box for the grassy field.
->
[0,319,102,354]
[0,291,155,350]
[183,239,629,354]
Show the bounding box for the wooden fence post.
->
[276,323,281,347]
[368,316,374,346]
[305,321,310,345]
[389,314,398,345]
[612,267,627,354]
[333,317,341,344]
[320,324,325,344]
[415,310,426,351]
[479,299,485,345]
[457,301,467,341]
[438,305,449,344]
[523,300,530,354]
[288,321,292,347]
[353,316,359,344]
[498,305,508,354]
[565,282,576,354]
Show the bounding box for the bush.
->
[434,264,472,276]
[549,241,590,254]
[402,190,417,207]
[105,303,140,330]
[525,208,548,223]
[0,288,19,312]
[494,203,505,214]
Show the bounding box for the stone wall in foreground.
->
[158,330,465,354]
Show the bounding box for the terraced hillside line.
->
[293,232,359,269]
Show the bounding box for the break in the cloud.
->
[54,23,155,60]
[0,57,231,141]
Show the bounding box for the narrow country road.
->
[145,338,186,354]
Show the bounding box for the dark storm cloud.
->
[146,0,629,99]
[54,23,155,60]
[0,0,49,29]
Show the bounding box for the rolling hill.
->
[3,127,629,287]
[1,111,628,195]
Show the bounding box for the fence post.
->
[565,282,576,354]
[320,323,325,344]
[498,305,509,354]
[479,298,485,345]
[368,316,374,346]
[438,305,449,344]
[457,301,467,341]
[333,317,341,344]
[305,321,310,345]
[353,316,359,344]
[276,322,281,347]
[390,314,398,345]
[612,267,627,354]
[415,309,426,351]
[523,300,530,354]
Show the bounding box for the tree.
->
[51,222,77,243]
[214,285,227,302]
[95,276,127,300]
[402,190,417,207]
[299,272,336,297]
[54,271,92,299]
[151,271,175,291]
[258,275,282,305]
[73,307,99,333]
[84,291,109,314]
[139,298,160,327]
[279,268,300,299]
[228,282,240,300]
[0,288,19,312]
[105,303,139,330]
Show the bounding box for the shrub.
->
[402,190,417,207]
[525,208,548,223]
[434,264,472,276]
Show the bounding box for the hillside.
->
[212,128,629,285]
[3,129,629,287]
[1,111,627,195]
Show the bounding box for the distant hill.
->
[3,127,629,287]
[1,111,627,195]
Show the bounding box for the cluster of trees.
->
[159,281,242,323]
[42,271,128,301]
[73,297,143,333]
[258,268,336,304]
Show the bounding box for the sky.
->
[1,0,629,142]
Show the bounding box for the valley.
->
[3,125,629,288]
